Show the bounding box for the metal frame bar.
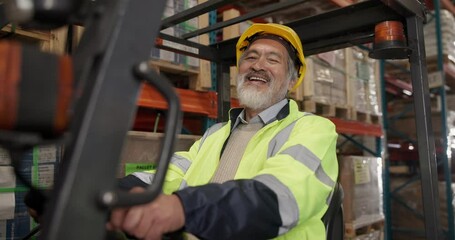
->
[158,32,219,62]
[391,194,426,220]
[160,0,239,29]
[339,134,379,157]
[388,126,417,144]
[389,103,414,120]
[40,0,167,239]
[383,0,426,19]
[163,1,414,65]
[336,138,351,149]
[213,1,404,64]
[391,174,420,194]
[406,14,442,239]
[181,0,309,39]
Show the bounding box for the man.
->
[108,23,338,240]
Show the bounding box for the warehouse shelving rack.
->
[378,0,454,238]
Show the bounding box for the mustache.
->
[244,70,271,82]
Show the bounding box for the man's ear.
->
[288,79,297,91]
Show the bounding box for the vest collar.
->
[229,99,291,129]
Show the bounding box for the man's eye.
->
[268,58,279,63]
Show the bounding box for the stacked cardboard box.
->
[119,132,200,177]
[303,50,347,105]
[151,0,200,68]
[151,0,176,62]
[339,156,385,230]
[346,47,381,116]
[424,10,455,59]
[175,0,200,68]
[323,50,347,105]
[0,145,61,239]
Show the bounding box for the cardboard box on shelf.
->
[118,131,200,177]
[0,145,61,239]
[339,155,385,230]
[346,47,381,116]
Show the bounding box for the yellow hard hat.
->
[236,23,306,91]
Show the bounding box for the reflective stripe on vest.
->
[178,179,188,190]
[280,145,335,189]
[267,113,312,158]
[132,171,155,184]
[267,112,334,188]
[198,122,225,152]
[172,154,192,174]
[254,174,299,235]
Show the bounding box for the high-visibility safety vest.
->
[132,99,338,239]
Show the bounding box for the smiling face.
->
[237,38,295,116]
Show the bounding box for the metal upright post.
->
[406,15,442,239]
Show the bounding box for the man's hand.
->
[106,187,185,240]
[28,208,41,223]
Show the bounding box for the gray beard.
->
[236,73,289,111]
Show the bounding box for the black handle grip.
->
[100,62,182,208]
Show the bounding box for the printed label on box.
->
[37,145,57,163]
[33,165,55,188]
[357,62,370,82]
[354,158,371,184]
[428,71,444,89]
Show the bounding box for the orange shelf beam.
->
[231,98,240,108]
[328,117,383,137]
[138,84,218,119]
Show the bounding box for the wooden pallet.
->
[148,60,206,91]
[350,109,381,125]
[302,100,350,119]
[370,114,381,125]
[345,220,384,239]
[1,24,68,55]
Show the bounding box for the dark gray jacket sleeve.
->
[174,179,282,240]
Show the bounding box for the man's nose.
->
[250,57,266,71]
